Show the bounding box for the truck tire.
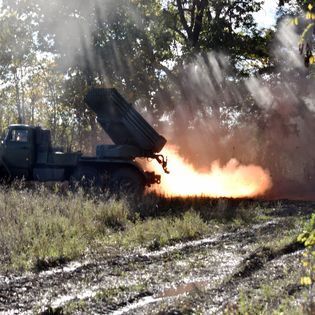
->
[70,166,102,189]
[0,167,11,184]
[110,168,145,196]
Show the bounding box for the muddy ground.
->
[0,200,313,315]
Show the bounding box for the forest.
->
[1,0,315,198]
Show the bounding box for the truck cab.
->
[0,125,79,181]
[0,125,35,179]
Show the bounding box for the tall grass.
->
[110,210,209,250]
[0,186,215,271]
[0,185,265,271]
[0,186,130,270]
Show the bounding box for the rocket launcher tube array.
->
[85,88,167,155]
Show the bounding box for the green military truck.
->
[0,88,168,195]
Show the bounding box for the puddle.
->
[158,281,207,298]
[112,248,243,315]
[111,280,212,315]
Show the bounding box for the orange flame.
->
[151,145,272,198]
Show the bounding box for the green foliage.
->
[0,187,131,270]
[0,7,38,124]
[94,198,130,231]
[0,186,215,271]
[225,287,305,315]
[163,0,266,60]
[298,213,315,247]
[0,0,308,147]
[298,213,315,288]
[0,0,275,131]
[111,210,209,249]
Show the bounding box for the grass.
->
[1,184,313,314]
[0,185,218,271]
[109,210,209,250]
[0,186,130,270]
[224,283,307,315]
[0,184,305,271]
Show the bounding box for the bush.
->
[94,198,130,232]
[298,214,315,286]
[112,210,209,249]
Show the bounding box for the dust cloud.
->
[153,20,315,199]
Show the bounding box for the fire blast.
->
[153,145,272,198]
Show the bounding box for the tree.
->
[0,7,39,123]
[0,0,282,154]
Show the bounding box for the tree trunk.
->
[14,69,23,124]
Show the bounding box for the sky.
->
[254,0,278,29]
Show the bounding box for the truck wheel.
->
[0,168,11,184]
[70,166,101,189]
[110,168,145,196]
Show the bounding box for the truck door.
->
[4,128,32,178]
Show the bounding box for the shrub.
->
[112,210,209,249]
[94,198,130,231]
[298,214,315,286]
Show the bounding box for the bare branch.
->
[191,0,197,30]
[176,0,193,39]
[191,0,208,47]
[174,27,188,43]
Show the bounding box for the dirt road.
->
[0,201,311,314]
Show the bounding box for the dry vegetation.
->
[0,184,222,271]
[1,184,314,314]
[0,183,278,271]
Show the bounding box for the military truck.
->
[0,88,168,195]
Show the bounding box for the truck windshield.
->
[9,129,29,143]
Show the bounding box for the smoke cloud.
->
[154,19,315,199]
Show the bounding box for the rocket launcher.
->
[85,88,169,173]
